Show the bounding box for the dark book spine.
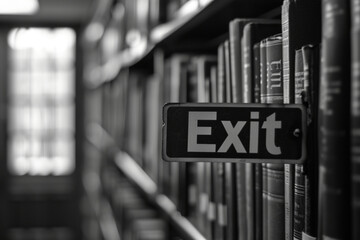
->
[230,34,247,240]
[284,107,295,239]
[293,49,305,240]
[243,22,282,240]
[224,40,236,240]
[294,165,305,239]
[168,55,190,216]
[186,63,199,224]
[209,65,217,240]
[265,34,285,240]
[235,162,247,240]
[216,163,226,240]
[229,19,260,103]
[255,164,263,240]
[319,0,351,239]
[196,57,215,234]
[253,42,263,240]
[213,161,224,240]
[253,42,261,105]
[282,0,322,235]
[352,0,360,239]
[202,59,215,239]
[224,40,233,103]
[229,20,249,240]
[242,24,254,240]
[204,162,213,240]
[302,45,319,238]
[229,20,243,103]
[260,39,268,240]
[260,39,268,104]
[215,43,226,240]
[218,44,225,103]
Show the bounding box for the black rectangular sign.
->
[162,103,306,164]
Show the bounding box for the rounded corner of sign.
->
[163,102,181,109]
[296,154,306,164]
[163,102,172,109]
[161,151,172,162]
[162,104,169,118]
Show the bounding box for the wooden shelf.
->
[86,124,206,240]
[114,152,206,240]
[83,171,121,240]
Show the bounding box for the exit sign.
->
[162,103,306,164]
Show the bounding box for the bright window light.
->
[0,0,39,15]
[7,28,76,176]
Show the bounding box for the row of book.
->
[97,0,213,64]
[90,0,360,240]
[82,139,170,240]
[102,166,168,240]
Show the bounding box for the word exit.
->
[188,111,281,155]
[162,103,306,164]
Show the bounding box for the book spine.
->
[242,23,254,240]
[294,165,305,240]
[210,66,218,103]
[201,161,210,236]
[282,3,295,240]
[302,45,319,238]
[208,65,217,240]
[229,20,259,240]
[284,116,295,239]
[245,164,255,240]
[293,48,305,240]
[352,0,360,239]
[265,34,283,105]
[260,39,268,106]
[230,34,247,240]
[216,163,226,240]
[255,164,263,240]
[224,40,236,240]
[197,163,206,233]
[319,0,351,239]
[260,39,268,240]
[243,25,252,105]
[253,42,261,105]
[186,63,199,224]
[203,59,216,239]
[168,56,190,215]
[206,163,215,240]
[224,41,233,103]
[253,42,263,240]
[235,162,247,240]
[265,34,285,240]
[229,20,242,103]
[215,43,226,240]
[282,0,291,105]
[196,57,215,234]
[294,49,305,106]
[213,161,223,240]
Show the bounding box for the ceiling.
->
[0,0,97,26]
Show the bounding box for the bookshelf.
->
[82,1,283,239]
[82,0,359,240]
[84,0,282,88]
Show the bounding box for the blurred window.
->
[7,27,76,176]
